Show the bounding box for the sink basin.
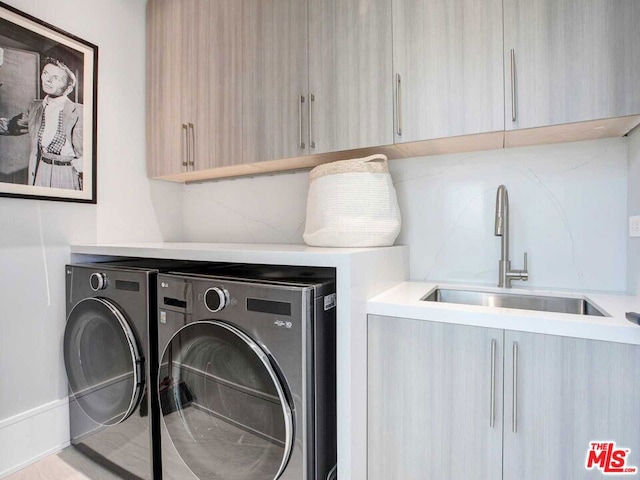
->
[422,288,607,317]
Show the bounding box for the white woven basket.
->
[303,154,401,247]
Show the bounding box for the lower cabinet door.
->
[368,315,504,480]
[503,331,640,480]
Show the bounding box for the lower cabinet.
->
[504,331,640,480]
[368,315,504,480]
[368,315,640,480]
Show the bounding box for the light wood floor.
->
[4,445,125,480]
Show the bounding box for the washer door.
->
[159,321,294,480]
[64,297,143,426]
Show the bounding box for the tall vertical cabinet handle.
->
[510,49,517,122]
[309,94,316,149]
[299,95,306,149]
[188,123,195,170]
[395,73,402,136]
[512,341,518,433]
[490,339,496,428]
[181,123,189,169]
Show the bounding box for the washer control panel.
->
[89,272,108,291]
[204,287,228,313]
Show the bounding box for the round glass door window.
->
[64,297,143,426]
[159,321,293,480]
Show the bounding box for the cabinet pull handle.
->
[510,49,517,122]
[299,95,306,149]
[182,123,189,169]
[512,341,518,433]
[396,73,402,136]
[309,93,316,149]
[490,339,496,428]
[188,123,195,169]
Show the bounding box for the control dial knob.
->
[90,272,108,291]
[204,287,228,313]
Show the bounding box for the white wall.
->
[184,137,629,292]
[0,0,182,476]
[628,127,640,294]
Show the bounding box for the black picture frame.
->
[0,1,98,203]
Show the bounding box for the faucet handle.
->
[520,252,529,281]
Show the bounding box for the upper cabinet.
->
[392,0,504,144]
[189,0,243,171]
[146,0,183,177]
[308,0,394,154]
[504,0,640,131]
[146,0,242,178]
[243,0,393,162]
[242,0,308,164]
[146,0,640,181]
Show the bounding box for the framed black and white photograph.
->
[0,2,97,203]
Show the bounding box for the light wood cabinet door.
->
[308,0,393,154]
[146,0,186,177]
[504,0,640,131]
[147,0,243,177]
[392,0,504,144]
[368,315,504,480]
[187,0,243,171]
[242,0,309,164]
[503,331,640,480]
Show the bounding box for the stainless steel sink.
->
[422,288,607,317]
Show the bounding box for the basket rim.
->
[309,154,389,181]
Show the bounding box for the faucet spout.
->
[494,185,528,288]
[494,184,508,237]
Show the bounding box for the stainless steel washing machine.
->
[64,259,208,479]
[156,264,337,480]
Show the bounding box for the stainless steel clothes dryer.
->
[64,260,208,479]
[156,264,337,480]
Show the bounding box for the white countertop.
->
[70,242,397,265]
[368,281,640,345]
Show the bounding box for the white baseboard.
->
[0,398,70,478]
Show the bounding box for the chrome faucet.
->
[494,185,528,288]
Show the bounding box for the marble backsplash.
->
[184,137,629,293]
[392,138,627,291]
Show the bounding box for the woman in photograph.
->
[29,57,83,189]
[13,57,83,190]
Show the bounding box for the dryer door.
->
[64,297,144,426]
[159,321,294,480]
